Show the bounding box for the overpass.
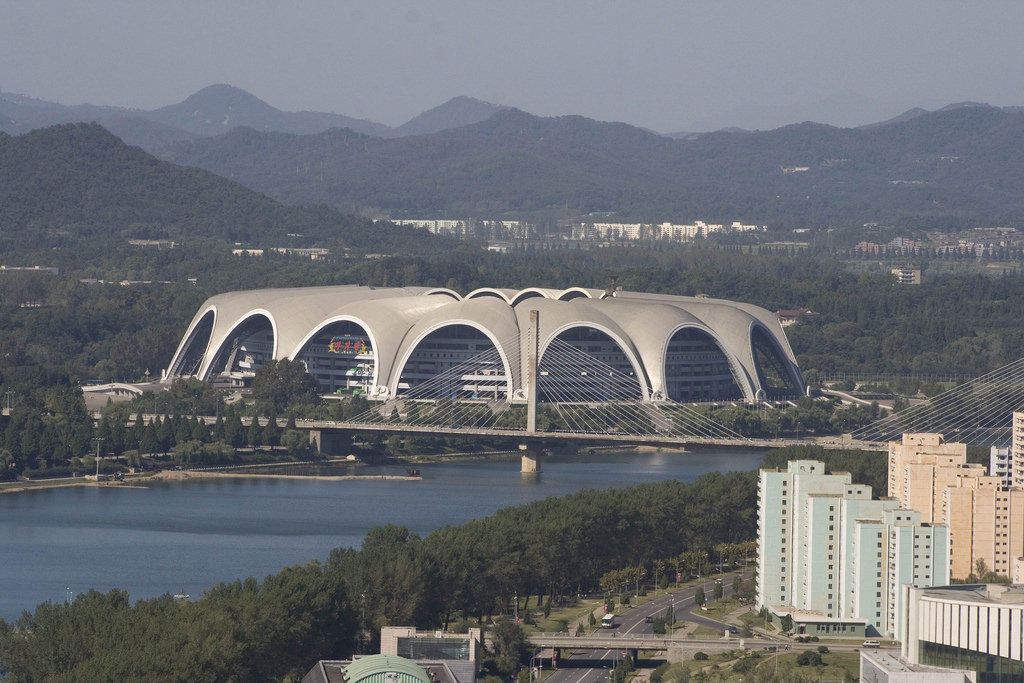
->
[526,632,772,654]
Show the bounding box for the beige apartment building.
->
[944,474,1024,578]
[888,433,976,523]
[889,433,1024,580]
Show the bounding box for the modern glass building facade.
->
[904,585,1024,683]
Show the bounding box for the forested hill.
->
[0,123,442,252]
[160,104,1024,230]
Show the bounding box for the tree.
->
[139,422,158,456]
[282,429,311,457]
[262,409,281,447]
[224,412,245,449]
[247,418,263,450]
[780,614,794,633]
[694,586,705,606]
[164,378,223,416]
[490,619,527,663]
[250,359,320,413]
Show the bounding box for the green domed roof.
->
[344,654,431,683]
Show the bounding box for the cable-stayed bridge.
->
[324,334,754,446]
[303,336,1024,454]
[301,332,878,453]
[850,357,1024,447]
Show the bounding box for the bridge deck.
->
[297,419,886,450]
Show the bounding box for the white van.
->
[862,639,880,648]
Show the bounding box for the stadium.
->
[164,285,804,404]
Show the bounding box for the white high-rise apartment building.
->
[991,444,1012,487]
[1012,413,1024,488]
[758,460,949,638]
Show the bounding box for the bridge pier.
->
[520,444,541,475]
[308,429,351,456]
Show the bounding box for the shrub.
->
[693,652,709,661]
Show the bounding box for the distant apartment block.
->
[890,432,1024,580]
[572,220,765,242]
[0,265,60,275]
[127,239,177,249]
[391,217,765,243]
[271,247,330,260]
[757,460,948,638]
[230,247,330,260]
[393,219,534,240]
[891,268,922,285]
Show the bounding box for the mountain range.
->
[4,83,1012,147]
[157,104,1024,229]
[0,85,507,148]
[3,84,1024,232]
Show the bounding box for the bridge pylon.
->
[526,309,538,434]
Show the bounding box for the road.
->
[534,573,754,683]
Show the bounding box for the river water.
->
[0,448,764,622]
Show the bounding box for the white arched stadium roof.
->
[165,285,803,402]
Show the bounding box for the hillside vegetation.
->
[159,105,1024,229]
[0,123,445,253]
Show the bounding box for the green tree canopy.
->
[249,359,320,413]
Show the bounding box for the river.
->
[0,448,764,622]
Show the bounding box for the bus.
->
[601,614,616,628]
[862,639,880,649]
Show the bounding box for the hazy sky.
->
[3,1,1022,133]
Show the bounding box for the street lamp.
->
[530,649,542,681]
[94,437,105,479]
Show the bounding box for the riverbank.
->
[153,469,420,483]
[0,464,419,494]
